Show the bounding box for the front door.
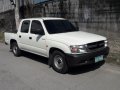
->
[28,20,47,56]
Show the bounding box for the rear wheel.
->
[51,51,68,74]
[12,42,21,57]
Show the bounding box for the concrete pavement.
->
[0,43,120,90]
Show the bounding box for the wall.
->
[32,0,120,31]
[0,10,16,32]
[0,0,14,13]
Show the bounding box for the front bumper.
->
[65,47,109,67]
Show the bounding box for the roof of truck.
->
[22,17,65,21]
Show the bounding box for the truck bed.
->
[4,32,17,45]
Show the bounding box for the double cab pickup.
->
[4,18,109,73]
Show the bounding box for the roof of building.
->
[22,17,65,20]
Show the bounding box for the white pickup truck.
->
[4,17,109,73]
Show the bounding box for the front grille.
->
[87,41,105,51]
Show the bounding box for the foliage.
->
[0,19,5,29]
[107,52,120,66]
[0,32,4,42]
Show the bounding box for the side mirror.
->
[76,26,79,30]
[38,29,45,35]
[75,21,79,30]
[31,29,45,35]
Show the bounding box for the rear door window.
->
[21,20,30,33]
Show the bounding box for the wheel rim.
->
[13,45,17,54]
[54,55,64,70]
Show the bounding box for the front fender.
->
[47,40,71,57]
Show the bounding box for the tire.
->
[11,42,21,57]
[51,50,68,74]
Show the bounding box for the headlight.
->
[105,40,108,47]
[70,45,86,54]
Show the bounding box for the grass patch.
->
[106,52,120,66]
[0,32,4,42]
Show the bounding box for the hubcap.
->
[13,46,17,54]
[54,55,64,69]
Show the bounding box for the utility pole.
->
[15,0,20,29]
[10,0,20,29]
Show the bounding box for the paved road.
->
[0,43,120,90]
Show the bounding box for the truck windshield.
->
[44,20,78,34]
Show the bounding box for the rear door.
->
[18,20,31,50]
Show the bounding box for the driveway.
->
[0,43,120,90]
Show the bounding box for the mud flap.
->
[48,54,52,68]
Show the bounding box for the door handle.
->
[19,35,21,38]
[29,37,32,40]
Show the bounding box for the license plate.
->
[95,55,103,63]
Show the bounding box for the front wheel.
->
[12,42,21,57]
[51,51,68,74]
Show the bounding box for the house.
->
[0,0,14,13]
[0,0,48,31]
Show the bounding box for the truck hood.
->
[48,31,106,45]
